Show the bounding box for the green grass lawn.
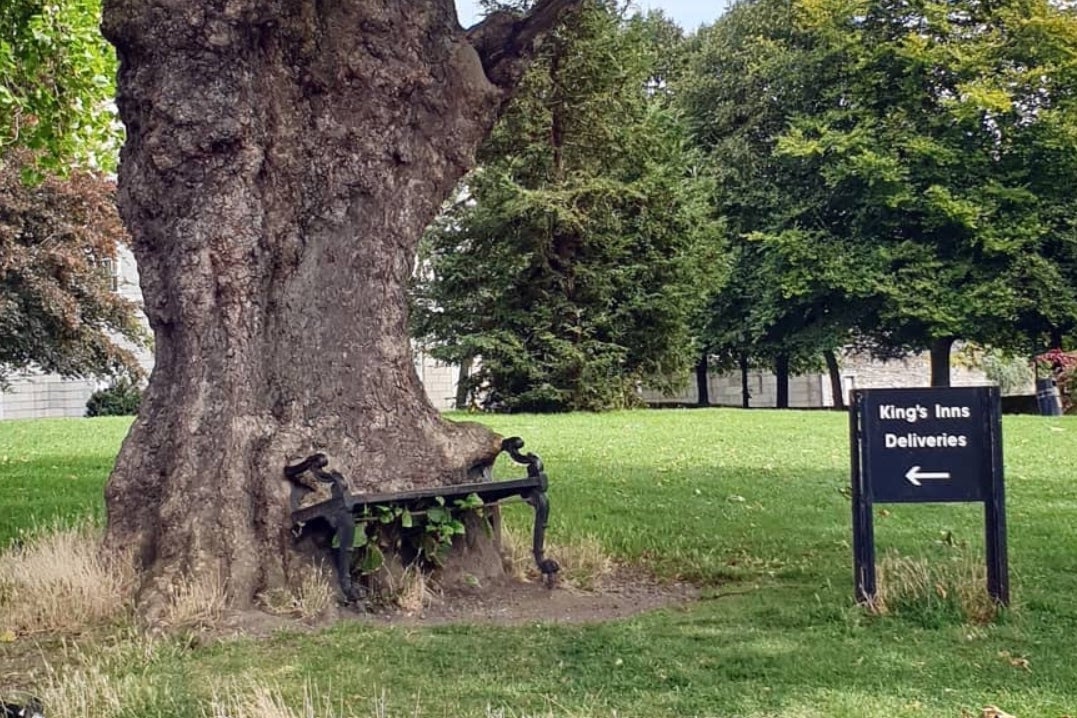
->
[2,409,1076,717]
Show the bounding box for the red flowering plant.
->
[1034,349,1077,414]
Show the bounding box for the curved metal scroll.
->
[503,437,559,586]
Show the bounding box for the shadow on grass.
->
[502,454,998,589]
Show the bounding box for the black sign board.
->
[850,386,1008,605]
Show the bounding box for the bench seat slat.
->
[291,475,546,524]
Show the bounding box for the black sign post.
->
[850,386,1008,606]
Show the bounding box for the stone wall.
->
[414,349,461,411]
[641,349,1005,409]
[642,372,828,408]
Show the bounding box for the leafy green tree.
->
[684,0,1077,387]
[779,0,1077,382]
[1,0,120,171]
[414,1,721,412]
[682,0,865,404]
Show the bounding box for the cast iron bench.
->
[285,437,559,602]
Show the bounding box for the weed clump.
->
[871,550,1002,625]
[258,566,336,621]
[502,523,612,590]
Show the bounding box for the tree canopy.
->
[681,0,1077,384]
[1,0,120,171]
[413,1,722,411]
[1,1,143,386]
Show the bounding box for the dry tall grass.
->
[0,523,134,635]
[259,566,336,621]
[393,564,439,613]
[37,663,136,718]
[156,569,230,630]
[872,550,1001,623]
[206,682,589,718]
[27,646,601,718]
[501,524,613,590]
[18,636,177,718]
[206,683,333,718]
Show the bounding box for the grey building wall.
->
[414,349,461,412]
[640,349,1005,409]
[642,372,828,408]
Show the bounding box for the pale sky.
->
[454,1,728,31]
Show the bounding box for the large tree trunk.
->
[102,0,579,616]
[929,337,955,387]
[823,349,845,410]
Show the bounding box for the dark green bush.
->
[85,378,142,417]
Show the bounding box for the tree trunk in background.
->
[824,350,845,410]
[454,356,474,411]
[739,354,750,409]
[695,353,710,407]
[101,0,579,617]
[775,354,790,409]
[930,337,955,387]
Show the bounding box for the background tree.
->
[1,0,120,171]
[413,1,721,412]
[101,0,582,616]
[0,150,144,387]
[682,0,1077,389]
[1,1,141,387]
[780,0,1077,383]
[682,0,866,406]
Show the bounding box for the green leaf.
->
[359,545,384,575]
[454,493,485,510]
[427,506,450,524]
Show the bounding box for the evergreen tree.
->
[414,1,721,412]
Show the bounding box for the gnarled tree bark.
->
[102,0,580,617]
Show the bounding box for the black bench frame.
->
[285,437,559,602]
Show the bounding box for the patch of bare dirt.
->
[209,568,698,640]
[366,567,700,626]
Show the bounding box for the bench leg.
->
[526,488,560,587]
[329,511,361,603]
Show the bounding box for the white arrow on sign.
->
[905,466,952,487]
